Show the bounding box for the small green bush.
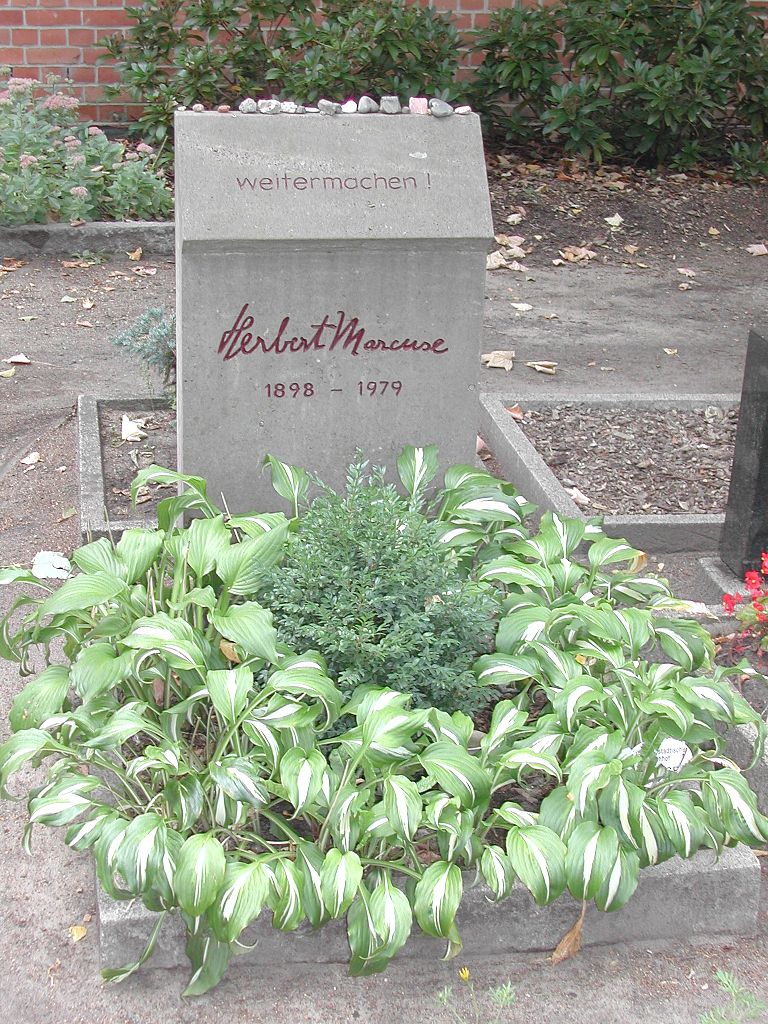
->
[0,74,172,225]
[262,458,497,715]
[110,307,176,389]
[471,0,768,170]
[104,0,460,147]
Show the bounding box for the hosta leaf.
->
[320,849,363,918]
[383,775,423,841]
[657,791,705,859]
[210,603,279,662]
[279,747,326,815]
[28,775,101,828]
[347,882,387,977]
[183,930,232,998]
[553,675,605,731]
[702,769,768,845]
[71,644,133,702]
[587,537,642,568]
[566,751,617,815]
[539,786,582,842]
[93,817,131,900]
[419,741,491,809]
[473,653,539,688]
[481,844,516,901]
[101,912,167,986]
[295,841,327,928]
[39,571,126,617]
[0,729,53,795]
[206,665,253,724]
[266,666,343,728]
[115,528,165,584]
[163,775,205,830]
[174,832,226,916]
[594,847,639,912]
[209,756,269,807]
[270,858,305,931]
[655,619,713,672]
[208,860,269,943]
[263,454,309,513]
[479,700,528,761]
[506,825,567,906]
[413,861,462,938]
[10,665,70,731]
[673,678,734,722]
[497,747,562,782]
[565,821,619,901]
[215,522,288,593]
[492,801,539,829]
[636,691,693,734]
[453,491,524,523]
[71,538,124,579]
[369,872,413,956]
[65,807,118,852]
[170,515,230,579]
[83,702,155,749]
[477,557,555,591]
[496,607,549,651]
[396,444,439,497]
[115,812,166,893]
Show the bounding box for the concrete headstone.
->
[720,325,768,575]
[175,109,493,511]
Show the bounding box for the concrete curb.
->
[0,220,174,257]
[479,392,740,554]
[97,846,760,971]
[78,395,169,541]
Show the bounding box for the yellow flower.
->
[458,966,471,983]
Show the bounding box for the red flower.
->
[744,570,763,596]
[723,592,744,614]
[752,600,768,623]
[762,551,768,575]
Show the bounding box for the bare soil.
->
[99,405,176,523]
[518,404,738,515]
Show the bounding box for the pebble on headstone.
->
[380,96,402,115]
[192,103,205,112]
[258,99,281,114]
[280,101,299,114]
[408,97,429,115]
[455,105,473,115]
[239,98,258,114]
[357,95,379,113]
[305,106,319,113]
[318,99,342,115]
[341,99,358,113]
[429,98,454,118]
[217,104,231,113]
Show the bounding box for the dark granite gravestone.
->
[720,326,768,575]
[174,109,492,512]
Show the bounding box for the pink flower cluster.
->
[42,93,79,111]
[136,142,154,155]
[87,125,104,136]
[69,186,89,198]
[6,77,32,92]
[19,154,39,169]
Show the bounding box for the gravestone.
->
[175,109,492,511]
[720,326,768,575]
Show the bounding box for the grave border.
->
[0,221,174,257]
[479,391,740,554]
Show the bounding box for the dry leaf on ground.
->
[506,212,524,225]
[486,251,508,271]
[677,267,696,278]
[510,302,533,312]
[557,246,597,264]
[135,487,152,504]
[126,247,143,261]
[132,266,158,277]
[506,404,524,420]
[565,485,590,506]
[746,242,768,256]
[60,295,77,303]
[481,350,515,372]
[4,353,32,364]
[57,507,77,523]
[604,213,624,229]
[623,244,639,255]
[525,359,557,375]
[76,320,94,329]
[82,298,95,310]
[708,227,720,237]
[551,903,587,965]
[0,368,16,379]
[68,925,87,943]
[663,347,678,356]
[20,451,41,467]
[18,315,38,322]
[121,415,147,442]
[507,261,529,273]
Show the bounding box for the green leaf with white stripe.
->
[477,557,555,592]
[506,825,567,906]
[553,675,605,731]
[320,849,363,918]
[413,861,462,938]
[566,751,618,815]
[279,747,326,816]
[263,455,309,516]
[210,603,279,663]
[347,882,386,976]
[594,847,640,912]
[701,769,768,845]
[369,872,413,957]
[636,691,694,734]
[115,812,166,893]
[397,444,439,498]
[479,700,528,761]
[269,858,305,931]
[215,522,289,593]
[295,841,327,928]
[418,741,491,809]
[208,860,270,943]
[209,756,269,808]
[587,537,643,568]
[481,845,516,901]
[266,666,344,729]
[473,654,538,689]
[383,775,423,841]
[182,930,232,997]
[65,807,117,852]
[565,822,619,901]
[70,644,134,702]
[206,666,253,724]
[657,791,705,859]
[496,607,550,651]
[39,570,127,617]
[82,702,156,749]
[10,665,70,731]
[673,678,735,722]
[27,774,100,828]
[164,775,204,830]
[497,747,562,783]
[174,832,226,916]
[654,619,713,672]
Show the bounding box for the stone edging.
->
[78,395,169,541]
[479,392,740,555]
[0,220,174,257]
[98,846,760,972]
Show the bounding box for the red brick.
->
[68,28,95,46]
[82,10,131,27]
[474,13,491,28]
[97,65,121,83]
[0,28,8,44]
[40,28,68,45]
[25,8,79,25]
[10,27,38,44]
[39,0,69,7]
[0,10,23,25]
[25,45,80,63]
[0,46,24,63]
[457,0,485,10]
[69,66,97,83]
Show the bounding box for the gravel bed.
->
[519,404,738,515]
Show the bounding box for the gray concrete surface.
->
[0,221,173,257]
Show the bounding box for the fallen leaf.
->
[3,352,31,364]
[677,267,696,278]
[525,360,557,375]
[551,903,586,965]
[663,347,678,356]
[152,677,165,704]
[604,213,624,229]
[60,295,77,303]
[542,312,559,320]
[132,266,157,277]
[135,487,152,504]
[18,315,38,322]
[623,244,639,255]
[510,302,533,312]
[62,259,94,269]
[75,320,94,329]
[20,451,41,467]
[82,298,95,310]
[708,227,720,237]
[32,551,71,580]
[57,507,76,523]
[558,246,596,263]
[126,247,143,261]
[486,251,508,271]
[600,366,615,372]
[68,925,87,944]
[506,404,524,420]
[746,243,768,256]
[0,368,16,379]
[108,271,132,279]
[508,261,529,273]
[506,212,524,225]
[220,639,241,664]
[565,485,590,507]
[678,282,691,291]
[481,350,515,372]
[121,415,147,442]
[629,551,648,572]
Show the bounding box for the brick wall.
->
[1,0,767,125]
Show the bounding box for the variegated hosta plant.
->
[0,447,766,996]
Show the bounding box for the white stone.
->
[318,99,342,115]
[280,101,298,114]
[238,98,258,114]
[455,105,473,115]
[258,99,281,114]
[341,99,358,113]
[380,96,401,115]
[408,97,429,115]
[357,95,379,113]
[428,98,454,118]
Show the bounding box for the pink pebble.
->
[409,97,429,115]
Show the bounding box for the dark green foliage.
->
[263,461,498,715]
[111,307,176,387]
[103,0,460,149]
[471,0,768,170]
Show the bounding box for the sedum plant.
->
[0,447,766,996]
